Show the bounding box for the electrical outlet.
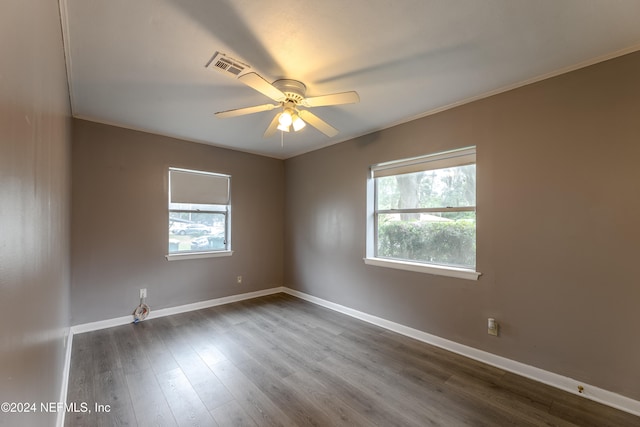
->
[488,318,499,336]
[140,288,147,299]
[236,276,242,284]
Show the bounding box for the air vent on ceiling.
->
[205,51,250,77]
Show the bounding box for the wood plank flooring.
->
[65,293,639,426]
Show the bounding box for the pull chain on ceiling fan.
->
[209,52,359,138]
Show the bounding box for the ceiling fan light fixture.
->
[278,109,293,127]
[292,114,306,132]
[277,123,290,132]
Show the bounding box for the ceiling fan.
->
[208,52,359,138]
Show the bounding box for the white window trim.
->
[166,250,233,261]
[363,257,480,280]
[168,167,232,258]
[365,146,481,281]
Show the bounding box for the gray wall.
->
[0,1,72,426]
[71,120,284,325]
[284,51,640,401]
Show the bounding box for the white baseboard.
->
[282,287,640,417]
[70,286,285,335]
[57,327,73,427]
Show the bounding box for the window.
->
[166,167,232,260]
[365,147,480,280]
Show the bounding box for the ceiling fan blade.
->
[298,110,338,137]
[263,113,281,138]
[215,103,278,118]
[238,72,287,102]
[302,91,360,107]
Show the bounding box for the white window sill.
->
[363,257,481,281]
[166,250,233,261]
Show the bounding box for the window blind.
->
[371,146,475,178]
[169,168,230,205]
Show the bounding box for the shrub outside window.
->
[366,147,479,279]
[167,167,231,259]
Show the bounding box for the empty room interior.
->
[2,1,640,426]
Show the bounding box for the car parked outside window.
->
[190,231,226,251]
[172,224,210,235]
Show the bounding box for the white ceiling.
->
[61,0,640,159]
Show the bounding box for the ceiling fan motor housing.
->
[273,79,307,104]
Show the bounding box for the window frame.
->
[364,147,481,280]
[166,167,233,261]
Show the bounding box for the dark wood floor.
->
[66,293,639,426]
